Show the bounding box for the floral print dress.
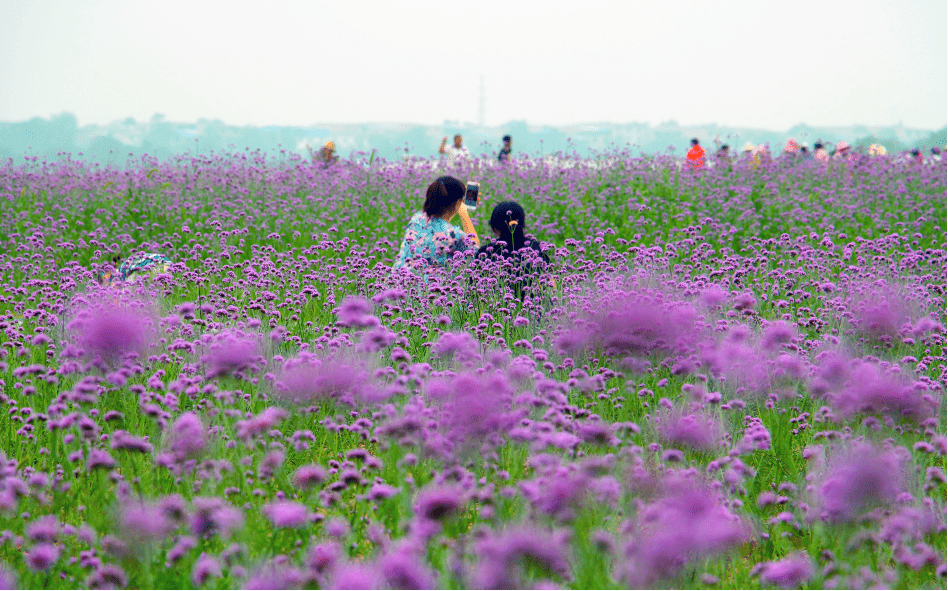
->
[393,212,473,272]
[103,252,173,285]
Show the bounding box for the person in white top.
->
[439,134,469,159]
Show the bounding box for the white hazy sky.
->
[1,0,945,130]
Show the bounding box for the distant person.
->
[931,147,943,162]
[100,252,173,285]
[832,141,854,165]
[739,142,759,168]
[476,201,552,300]
[393,176,480,273]
[715,144,731,167]
[868,144,887,156]
[686,138,706,168]
[439,134,469,160]
[498,135,512,162]
[799,143,810,159]
[911,148,923,164]
[813,142,829,164]
[756,144,772,166]
[310,141,339,165]
[783,138,798,157]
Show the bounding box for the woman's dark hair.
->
[489,201,526,251]
[423,176,465,217]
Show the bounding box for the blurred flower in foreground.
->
[202,330,259,379]
[166,412,206,461]
[119,501,174,548]
[618,478,750,587]
[554,289,698,359]
[753,552,814,587]
[813,356,937,424]
[190,497,244,539]
[335,295,380,328]
[25,543,60,572]
[815,442,905,523]
[471,526,572,589]
[657,409,723,451]
[73,303,154,366]
[275,352,375,406]
[263,500,311,529]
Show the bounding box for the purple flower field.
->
[0,148,944,589]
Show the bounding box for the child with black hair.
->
[475,201,553,300]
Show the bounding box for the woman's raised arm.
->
[456,204,480,248]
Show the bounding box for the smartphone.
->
[464,181,480,210]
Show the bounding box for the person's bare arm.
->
[457,205,479,247]
[439,137,448,154]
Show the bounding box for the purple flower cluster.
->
[0,150,942,588]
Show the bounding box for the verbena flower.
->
[377,543,436,590]
[816,442,904,523]
[86,448,117,471]
[202,330,259,378]
[825,361,936,423]
[235,407,287,440]
[86,564,128,590]
[275,352,373,406]
[26,515,60,543]
[414,485,464,522]
[326,563,380,589]
[166,412,206,461]
[75,304,153,366]
[25,543,60,572]
[336,296,380,328]
[755,552,814,587]
[119,501,174,546]
[619,477,750,587]
[243,563,306,590]
[471,526,571,589]
[191,553,222,587]
[431,331,481,363]
[263,500,311,528]
[292,464,328,490]
[190,497,244,538]
[657,410,722,451]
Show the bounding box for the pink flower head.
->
[817,442,904,522]
[202,330,259,378]
[75,304,153,365]
[263,500,311,528]
[336,295,380,328]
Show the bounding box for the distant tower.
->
[479,76,486,127]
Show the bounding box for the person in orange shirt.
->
[686,138,706,168]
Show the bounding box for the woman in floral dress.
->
[393,176,480,273]
[100,252,173,285]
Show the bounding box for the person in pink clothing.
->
[783,138,799,157]
[834,141,853,162]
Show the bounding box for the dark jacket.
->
[474,237,551,300]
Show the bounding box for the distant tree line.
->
[0,112,943,164]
